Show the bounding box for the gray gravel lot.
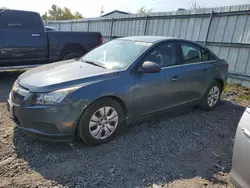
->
[0,71,244,187]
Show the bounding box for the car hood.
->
[17,59,119,92]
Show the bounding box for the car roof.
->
[119,36,178,43]
[118,36,218,58]
[0,8,38,15]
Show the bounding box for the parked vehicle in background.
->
[230,105,250,188]
[0,9,102,69]
[45,26,57,32]
[7,36,228,145]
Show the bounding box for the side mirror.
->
[138,61,161,73]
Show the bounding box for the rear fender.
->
[60,43,87,59]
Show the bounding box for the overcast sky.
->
[2,0,250,17]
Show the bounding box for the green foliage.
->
[223,84,232,93]
[42,4,83,20]
[223,84,250,102]
[74,11,83,19]
[239,94,250,100]
[137,6,152,14]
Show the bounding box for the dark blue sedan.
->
[8,36,229,145]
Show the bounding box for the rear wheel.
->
[77,98,124,146]
[200,82,221,110]
[62,53,82,60]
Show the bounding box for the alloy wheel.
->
[89,106,119,140]
[207,86,220,107]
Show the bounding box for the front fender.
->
[66,71,135,123]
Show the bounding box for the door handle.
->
[242,128,250,139]
[31,34,40,37]
[172,76,179,81]
[203,69,209,74]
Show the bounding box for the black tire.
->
[77,98,124,146]
[200,81,222,110]
[62,53,82,60]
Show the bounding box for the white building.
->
[101,10,130,18]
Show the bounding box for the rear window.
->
[209,52,217,60]
[181,42,216,64]
[181,43,202,63]
[0,10,43,30]
[45,27,57,32]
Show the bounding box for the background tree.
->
[137,6,153,14]
[74,11,83,19]
[48,4,58,19]
[61,7,74,20]
[42,4,83,20]
[42,12,48,21]
[188,0,204,10]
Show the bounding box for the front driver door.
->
[134,42,182,117]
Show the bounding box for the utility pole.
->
[45,12,48,25]
[100,6,104,16]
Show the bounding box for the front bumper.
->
[7,98,83,141]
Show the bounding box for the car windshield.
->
[82,39,152,70]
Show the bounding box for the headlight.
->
[34,87,79,105]
[12,80,18,92]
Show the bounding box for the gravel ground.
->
[0,71,247,188]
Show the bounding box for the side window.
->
[143,43,177,68]
[0,10,43,30]
[181,43,202,64]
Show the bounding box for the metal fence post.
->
[87,20,90,32]
[71,21,73,31]
[110,18,114,40]
[59,22,61,31]
[144,15,149,35]
[204,11,214,46]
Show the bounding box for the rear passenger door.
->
[0,10,47,66]
[178,42,215,103]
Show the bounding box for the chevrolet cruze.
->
[7,36,229,145]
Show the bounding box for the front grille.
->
[31,122,60,134]
[11,92,25,105]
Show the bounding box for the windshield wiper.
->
[82,60,106,69]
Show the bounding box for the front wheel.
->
[200,82,221,110]
[77,98,124,146]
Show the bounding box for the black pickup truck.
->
[0,9,102,69]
